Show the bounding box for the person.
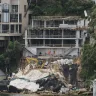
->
[39,52,42,56]
[62,63,69,82]
[69,63,78,87]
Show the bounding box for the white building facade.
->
[0,0,28,52]
[24,16,88,57]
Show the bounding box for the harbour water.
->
[0,93,93,96]
[0,94,39,96]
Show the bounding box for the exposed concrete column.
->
[43,29,45,38]
[44,20,46,28]
[62,29,63,38]
[63,20,64,24]
[1,24,2,33]
[32,19,33,28]
[18,0,20,33]
[43,39,45,46]
[75,30,79,48]
[82,30,87,45]
[29,39,31,46]
[62,29,63,47]
[9,11,10,33]
[76,30,80,38]
[62,40,63,47]
[25,30,28,47]
[75,39,79,48]
[9,24,10,33]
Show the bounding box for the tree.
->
[28,0,94,16]
[81,43,96,80]
[0,41,23,73]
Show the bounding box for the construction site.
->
[6,16,90,95]
[23,16,88,58]
[0,55,91,96]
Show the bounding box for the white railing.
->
[27,35,76,38]
[28,44,75,47]
[59,24,77,28]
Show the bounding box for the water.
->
[0,94,39,96]
[0,94,90,96]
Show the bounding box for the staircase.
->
[64,48,75,57]
[25,47,37,56]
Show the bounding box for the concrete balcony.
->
[0,33,22,36]
[28,44,75,47]
[26,35,76,38]
[59,24,77,28]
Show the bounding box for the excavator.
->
[25,57,45,68]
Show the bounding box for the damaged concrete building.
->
[0,0,28,53]
[24,16,89,57]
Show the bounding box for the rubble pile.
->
[0,58,88,95]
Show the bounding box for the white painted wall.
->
[69,48,79,56]
[37,48,79,56]
[23,49,33,57]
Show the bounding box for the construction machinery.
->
[25,57,45,68]
[26,57,38,64]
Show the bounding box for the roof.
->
[31,16,82,20]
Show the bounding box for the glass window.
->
[2,24,9,33]
[2,13,9,23]
[11,25,14,33]
[2,3,9,12]
[10,14,22,22]
[10,14,18,22]
[11,5,18,13]
[16,25,22,33]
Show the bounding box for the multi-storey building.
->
[24,16,88,57]
[0,0,28,52]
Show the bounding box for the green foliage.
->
[0,41,23,73]
[81,44,96,80]
[65,0,94,16]
[29,0,94,16]
[89,5,96,27]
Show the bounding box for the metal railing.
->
[28,44,76,47]
[2,30,9,33]
[31,16,80,20]
[45,35,62,38]
[63,35,76,38]
[27,35,76,38]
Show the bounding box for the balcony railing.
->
[59,24,77,28]
[28,44,75,47]
[28,35,43,38]
[27,35,76,38]
[2,30,9,33]
[63,35,76,38]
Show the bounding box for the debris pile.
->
[0,57,89,95]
